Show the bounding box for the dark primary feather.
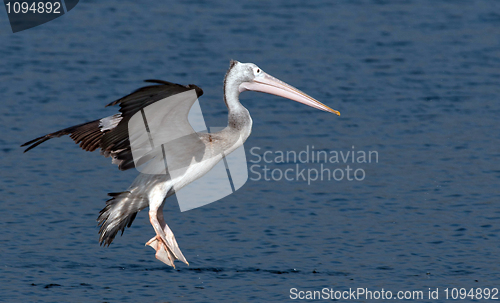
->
[21,80,204,171]
[21,119,102,153]
[105,80,203,115]
[98,81,203,169]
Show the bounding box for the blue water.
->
[1,0,500,301]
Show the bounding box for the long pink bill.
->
[239,72,340,116]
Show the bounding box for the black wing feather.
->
[21,120,102,153]
[22,80,204,171]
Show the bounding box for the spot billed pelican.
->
[22,60,340,267]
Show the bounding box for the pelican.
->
[22,60,340,267]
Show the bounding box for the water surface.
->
[1,0,499,301]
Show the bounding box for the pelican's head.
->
[224,60,340,115]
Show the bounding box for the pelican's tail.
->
[97,191,147,246]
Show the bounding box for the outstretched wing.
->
[21,119,104,152]
[21,80,203,171]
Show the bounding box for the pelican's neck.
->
[223,77,252,140]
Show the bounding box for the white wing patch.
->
[99,114,123,132]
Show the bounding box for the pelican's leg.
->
[156,204,188,264]
[146,192,188,267]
